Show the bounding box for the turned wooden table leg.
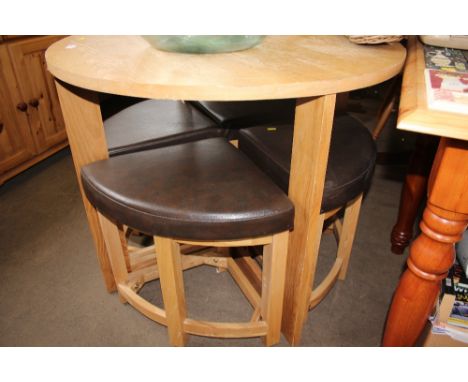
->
[391,135,438,254]
[55,80,116,292]
[383,138,468,346]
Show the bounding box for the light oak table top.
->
[46,35,405,101]
[397,36,468,141]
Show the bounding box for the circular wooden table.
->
[46,35,406,345]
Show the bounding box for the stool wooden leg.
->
[337,194,363,280]
[308,202,360,310]
[97,213,129,303]
[155,236,187,346]
[261,231,289,346]
[117,223,132,272]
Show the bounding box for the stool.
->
[81,138,294,346]
[104,99,225,156]
[238,114,376,309]
[189,99,296,136]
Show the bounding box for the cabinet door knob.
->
[29,99,39,108]
[17,102,28,112]
[0,122,4,133]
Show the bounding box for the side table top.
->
[46,35,405,101]
[397,36,468,141]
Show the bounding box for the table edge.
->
[46,37,406,101]
[397,36,468,141]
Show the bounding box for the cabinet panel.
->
[0,46,36,174]
[8,36,66,154]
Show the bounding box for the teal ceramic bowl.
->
[143,35,264,54]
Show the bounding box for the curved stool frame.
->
[308,194,363,310]
[98,212,289,346]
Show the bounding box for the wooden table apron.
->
[383,37,468,346]
[46,36,405,345]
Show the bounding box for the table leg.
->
[383,138,468,346]
[55,80,116,292]
[282,95,336,345]
[390,135,438,254]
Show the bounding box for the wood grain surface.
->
[46,35,405,101]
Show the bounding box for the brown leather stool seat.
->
[238,114,377,213]
[189,99,296,135]
[81,138,294,240]
[104,99,225,156]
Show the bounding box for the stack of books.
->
[456,230,468,278]
[423,44,468,115]
[430,260,468,344]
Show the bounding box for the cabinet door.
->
[0,45,36,174]
[8,36,67,154]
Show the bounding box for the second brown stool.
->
[104,99,225,156]
[238,114,376,310]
